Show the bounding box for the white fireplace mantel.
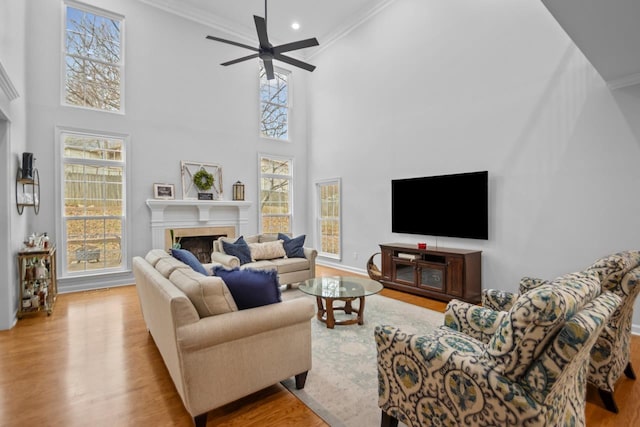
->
[146,199,252,249]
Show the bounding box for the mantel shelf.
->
[145,199,252,224]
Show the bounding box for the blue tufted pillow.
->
[212,266,281,310]
[221,236,252,265]
[170,248,208,276]
[277,233,306,258]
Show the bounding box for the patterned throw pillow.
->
[278,233,306,258]
[221,236,252,265]
[170,248,208,275]
[212,266,281,310]
[248,240,286,260]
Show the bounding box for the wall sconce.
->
[232,181,245,201]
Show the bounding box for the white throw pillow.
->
[248,240,286,261]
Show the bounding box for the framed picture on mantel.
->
[153,183,175,200]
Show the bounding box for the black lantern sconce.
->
[232,181,245,201]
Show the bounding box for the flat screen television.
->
[392,171,488,240]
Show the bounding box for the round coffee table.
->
[299,276,383,329]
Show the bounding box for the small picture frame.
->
[153,183,175,200]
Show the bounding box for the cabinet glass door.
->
[392,259,416,286]
[417,261,446,292]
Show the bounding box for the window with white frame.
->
[316,179,341,259]
[59,129,127,276]
[64,1,124,112]
[259,65,289,140]
[259,154,293,234]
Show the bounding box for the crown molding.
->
[608,72,640,90]
[0,61,19,101]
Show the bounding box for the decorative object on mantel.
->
[153,183,175,200]
[232,181,245,201]
[180,160,223,200]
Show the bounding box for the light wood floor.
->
[0,265,638,426]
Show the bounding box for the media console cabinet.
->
[379,243,481,303]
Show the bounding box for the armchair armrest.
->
[482,289,518,311]
[519,276,547,293]
[210,251,240,268]
[444,299,507,344]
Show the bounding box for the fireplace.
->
[164,226,235,263]
[146,199,251,251]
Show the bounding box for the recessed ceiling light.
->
[291,22,300,30]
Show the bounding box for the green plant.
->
[193,168,214,192]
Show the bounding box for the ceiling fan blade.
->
[273,38,319,54]
[274,53,316,72]
[263,58,275,80]
[206,35,259,52]
[221,53,259,66]
[253,15,271,49]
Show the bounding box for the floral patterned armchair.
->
[375,271,621,427]
[482,251,640,413]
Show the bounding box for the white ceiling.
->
[138,0,394,58]
[139,0,640,89]
[541,0,640,88]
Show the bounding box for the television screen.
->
[392,171,488,240]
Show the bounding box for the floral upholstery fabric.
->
[586,251,640,394]
[479,251,640,400]
[376,277,621,427]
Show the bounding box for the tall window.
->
[259,154,293,234]
[316,179,341,259]
[59,130,127,276]
[64,1,124,112]
[259,65,289,140]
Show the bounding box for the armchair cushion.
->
[212,266,281,310]
[221,236,252,265]
[278,233,306,258]
[444,299,507,344]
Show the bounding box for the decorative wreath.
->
[193,168,214,192]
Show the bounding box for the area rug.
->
[280,288,444,427]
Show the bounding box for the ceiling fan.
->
[205,0,319,80]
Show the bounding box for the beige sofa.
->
[211,234,317,287]
[133,249,315,427]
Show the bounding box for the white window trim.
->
[258,153,294,234]
[61,0,126,114]
[258,65,292,142]
[55,126,131,280]
[315,177,342,260]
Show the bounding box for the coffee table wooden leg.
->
[315,296,325,322]
[357,296,365,325]
[325,297,336,329]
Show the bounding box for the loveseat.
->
[133,249,315,427]
[211,233,317,287]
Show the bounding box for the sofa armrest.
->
[210,252,240,268]
[177,297,315,351]
[303,246,318,261]
[444,299,507,344]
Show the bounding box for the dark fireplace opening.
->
[178,234,226,263]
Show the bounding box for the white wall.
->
[23,0,310,293]
[0,0,28,330]
[308,0,640,325]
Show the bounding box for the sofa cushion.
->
[145,249,171,266]
[170,248,208,276]
[271,257,310,274]
[212,266,281,310]
[155,256,191,278]
[221,236,252,265]
[278,233,306,258]
[169,268,238,317]
[248,240,286,261]
[240,260,277,272]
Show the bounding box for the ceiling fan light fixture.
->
[205,0,319,80]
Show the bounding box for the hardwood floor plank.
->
[0,265,638,426]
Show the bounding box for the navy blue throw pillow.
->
[170,248,208,276]
[212,266,281,310]
[221,236,252,265]
[278,233,306,258]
